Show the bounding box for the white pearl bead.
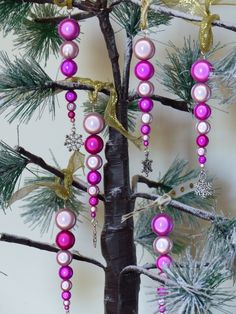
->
[153,237,172,255]
[143,135,149,141]
[56,209,76,230]
[90,206,97,212]
[134,38,155,60]
[88,185,99,196]
[196,121,211,134]
[197,147,206,156]
[83,113,105,134]
[191,83,211,103]
[86,155,103,170]
[64,301,70,306]
[141,113,153,124]
[61,280,72,291]
[57,251,72,266]
[137,81,154,97]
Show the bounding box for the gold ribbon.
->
[68,77,142,148]
[140,0,150,30]
[53,0,73,9]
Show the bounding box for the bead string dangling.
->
[190,56,214,198]
[151,210,174,314]
[83,103,105,248]
[133,5,155,177]
[58,14,83,152]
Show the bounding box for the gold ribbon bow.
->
[53,0,73,9]
[140,0,150,30]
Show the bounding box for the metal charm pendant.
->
[91,219,98,248]
[194,168,213,199]
[141,149,153,177]
[64,124,83,152]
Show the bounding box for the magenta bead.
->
[159,305,166,313]
[157,287,168,296]
[141,124,151,135]
[151,213,173,236]
[65,90,77,103]
[194,103,211,120]
[56,230,75,250]
[198,155,207,164]
[134,60,154,81]
[138,97,153,112]
[87,170,102,185]
[58,18,80,41]
[89,196,99,206]
[144,140,149,147]
[156,255,173,270]
[84,135,104,154]
[191,59,213,83]
[196,134,209,148]
[61,59,77,77]
[65,305,69,311]
[68,111,75,119]
[59,266,73,280]
[91,212,97,219]
[62,291,71,301]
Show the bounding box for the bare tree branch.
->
[0,233,106,270]
[131,175,171,193]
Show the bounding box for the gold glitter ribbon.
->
[53,0,73,9]
[140,0,150,30]
[68,77,142,148]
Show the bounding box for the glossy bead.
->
[60,41,79,59]
[64,305,69,311]
[138,97,154,112]
[194,103,211,120]
[86,155,103,170]
[89,196,99,206]
[198,155,207,164]
[55,209,76,230]
[58,18,80,41]
[156,255,173,270]
[83,113,105,134]
[191,59,212,82]
[56,250,73,266]
[153,237,173,255]
[191,83,211,103]
[137,81,154,97]
[197,147,206,156]
[90,206,97,212]
[159,305,166,313]
[196,121,211,134]
[56,230,75,250]
[151,213,173,236]
[157,287,168,296]
[64,301,71,307]
[87,170,102,185]
[141,124,151,135]
[158,299,165,306]
[141,113,153,124]
[91,211,97,218]
[134,38,155,60]
[143,135,149,141]
[61,59,77,77]
[144,140,149,147]
[62,291,71,301]
[61,280,72,291]
[67,103,76,111]
[134,60,154,81]
[68,111,75,119]
[59,266,73,280]
[65,90,77,103]
[88,185,99,196]
[84,135,104,154]
[70,118,75,123]
[196,134,209,148]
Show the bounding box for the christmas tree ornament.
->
[134,0,155,177]
[83,110,105,247]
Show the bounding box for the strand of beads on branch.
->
[151,212,174,314]
[191,58,214,198]
[134,35,155,177]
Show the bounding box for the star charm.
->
[194,169,214,199]
[64,127,83,152]
[141,151,153,177]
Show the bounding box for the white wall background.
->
[0,5,235,314]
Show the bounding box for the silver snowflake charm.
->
[64,126,83,152]
[141,150,153,177]
[194,168,213,199]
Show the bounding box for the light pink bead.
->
[88,185,99,196]
[83,112,105,134]
[86,155,103,170]
[56,250,73,266]
[153,237,173,255]
[60,41,79,59]
[196,121,211,134]
[134,38,155,60]
[191,83,211,103]
[61,280,72,291]
[137,81,154,97]
[55,209,76,230]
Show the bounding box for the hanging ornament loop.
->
[54,0,73,10]
[140,0,150,31]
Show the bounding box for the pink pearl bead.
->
[84,135,104,154]
[67,103,76,111]
[194,103,211,120]
[137,81,154,97]
[62,291,71,301]
[59,266,73,280]
[70,118,75,123]
[56,231,75,250]
[157,287,168,296]
[87,170,102,185]
[151,214,174,236]
[68,111,75,119]
[83,113,105,134]
[55,209,76,230]
[198,155,207,164]
[134,60,154,81]
[141,113,153,124]
[89,196,99,206]
[197,147,206,156]
[58,18,80,41]
[191,59,213,82]
[153,237,173,255]
[196,121,211,134]
[156,255,173,271]
[86,155,103,170]
[141,124,151,135]
[196,134,209,148]
[60,41,79,59]
[191,83,211,103]
[61,280,72,291]
[65,90,77,102]
[61,59,77,77]
[56,250,73,266]
[138,97,154,112]
[88,185,99,196]
[134,38,155,60]
[64,301,70,307]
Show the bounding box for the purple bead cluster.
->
[83,113,105,219]
[55,209,77,313]
[151,213,174,313]
[191,59,213,167]
[134,38,155,147]
[58,18,80,123]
